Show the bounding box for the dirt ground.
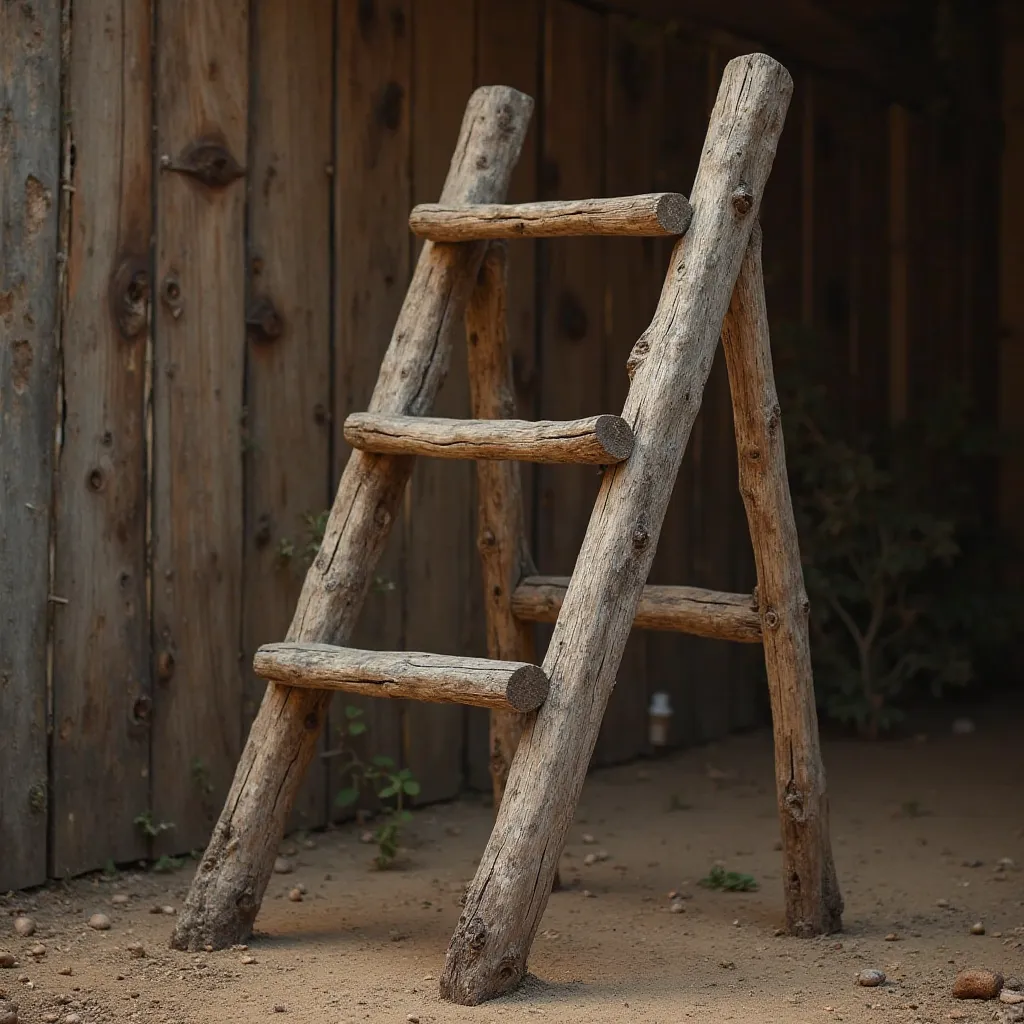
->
[3,697,1022,1024]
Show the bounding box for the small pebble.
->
[64,1015,82,1024]
[0,954,15,969]
[359,831,374,844]
[0,1002,17,1024]
[1000,991,1024,1005]
[111,895,129,906]
[273,1005,286,1014]
[88,913,111,931]
[241,955,256,965]
[582,890,595,898]
[303,839,316,850]
[28,945,44,958]
[273,857,293,875]
[669,898,686,914]
[407,1016,420,1024]
[583,854,597,867]
[581,834,596,845]
[857,969,886,987]
[43,1014,59,1023]
[127,942,146,959]
[58,967,72,976]
[160,906,175,916]
[595,850,610,862]
[15,975,27,985]
[288,888,303,903]
[970,921,985,935]
[884,933,899,942]
[12,919,34,939]
[282,844,298,857]
[952,969,1003,1000]
[937,898,950,908]
[1007,979,1023,991]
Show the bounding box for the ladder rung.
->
[409,193,692,241]
[512,576,762,643]
[254,643,550,713]
[344,413,634,464]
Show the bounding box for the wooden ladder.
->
[173,54,843,1007]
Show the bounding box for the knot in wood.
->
[132,695,152,723]
[632,525,649,550]
[480,528,496,548]
[763,608,780,630]
[171,139,245,189]
[373,504,391,528]
[304,711,319,730]
[161,274,184,319]
[111,258,150,340]
[246,296,284,342]
[731,184,755,215]
[156,650,176,682]
[746,446,762,462]
[87,467,105,492]
[467,915,488,952]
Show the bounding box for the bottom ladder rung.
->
[254,643,550,713]
[511,576,762,643]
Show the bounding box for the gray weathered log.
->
[512,576,761,642]
[720,223,843,935]
[254,643,550,713]
[172,85,533,952]
[344,412,634,464]
[410,192,691,240]
[440,53,793,1005]
[464,244,537,804]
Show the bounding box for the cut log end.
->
[594,415,635,462]
[505,665,550,712]
[655,191,692,234]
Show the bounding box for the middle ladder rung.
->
[512,576,763,643]
[344,413,634,464]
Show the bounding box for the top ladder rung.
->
[409,193,693,241]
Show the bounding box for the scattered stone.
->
[63,1014,81,1024]
[970,922,986,935]
[12,920,34,940]
[0,955,15,970]
[0,1001,16,1024]
[595,850,610,863]
[160,906,175,916]
[1001,992,1024,1005]
[127,942,145,959]
[963,859,984,868]
[58,967,72,976]
[27,945,44,958]
[773,928,786,938]
[303,839,316,850]
[885,933,899,942]
[273,1005,286,1013]
[273,857,293,875]
[669,898,686,914]
[937,898,950,908]
[407,1016,420,1023]
[952,969,1003,1000]
[581,834,596,845]
[282,844,298,857]
[583,854,597,867]
[857,969,886,987]
[359,831,374,845]
[110,894,129,906]
[1007,979,1023,991]
[42,1014,59,1023]
[582,890,595,898]
[288,888,303,903]
[87,913,111,931]
[241,955,256,965]
[15,976,27,985]
[997,857,1017,871]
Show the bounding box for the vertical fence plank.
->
[888,104,910,425]
[244,0,334,832]
[0,0,61,891]
[535,0,606,619]
[332,0,411,813]
[51,0,152,876]
[467,0,541,792]
[152,0,249,854]
[403,0,477,803]
[596,12,662,765]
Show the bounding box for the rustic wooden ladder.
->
[173,54,843,1007]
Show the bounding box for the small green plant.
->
[102,858,118,877]
[699,865,759,893]
[332,705,420,869]
[134,811,175,839]
[302,509,330,562]
[152,853,184,873]
[191,757,214,798]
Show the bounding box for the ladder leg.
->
[440,54,794,1005]
[721,224,843,934]
[170,86,534,953]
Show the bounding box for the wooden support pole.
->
[440,54,793,1005]
[254,644,550,714]
[720,223,843,935]
[512,576,761,642]
[410,192,691,240]
[171,86,533,952]
[464,243,537,805]
[343,412,634,464]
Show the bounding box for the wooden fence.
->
[0,0,1000,891]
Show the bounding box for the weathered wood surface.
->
[331,0,411,818]
[255,644,550,713]
[440,54,793,1005]
[721,224,843,936]
[512,577,761,642]
[243,0,333,831]
[51,0,152,876]
[344,412,634,464]
[465,244,536,802]
[469,0,541,794]
[403,0,479,804]
[0,0,61,892]
[151,0,249,857]
[172,85,533,952]
[410,193,691,240]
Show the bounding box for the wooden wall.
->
[0,0,1003,890]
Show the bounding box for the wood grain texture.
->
[255,644,549,713]
[51,0,152,877]
[403,0,477,805]
[410,193,691,240]
[243,0,333,832]
[721,224,843,936]
[172,84,533,952]
[344,412,634,463]
[332,0,412,819]
[465,244,536,802]
[470,0,541,793]
[0,0,61,892]
[441,54,793,1005]
[512,576,760,642]
[151,0,249,858]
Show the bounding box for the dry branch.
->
[410,192,691,240]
